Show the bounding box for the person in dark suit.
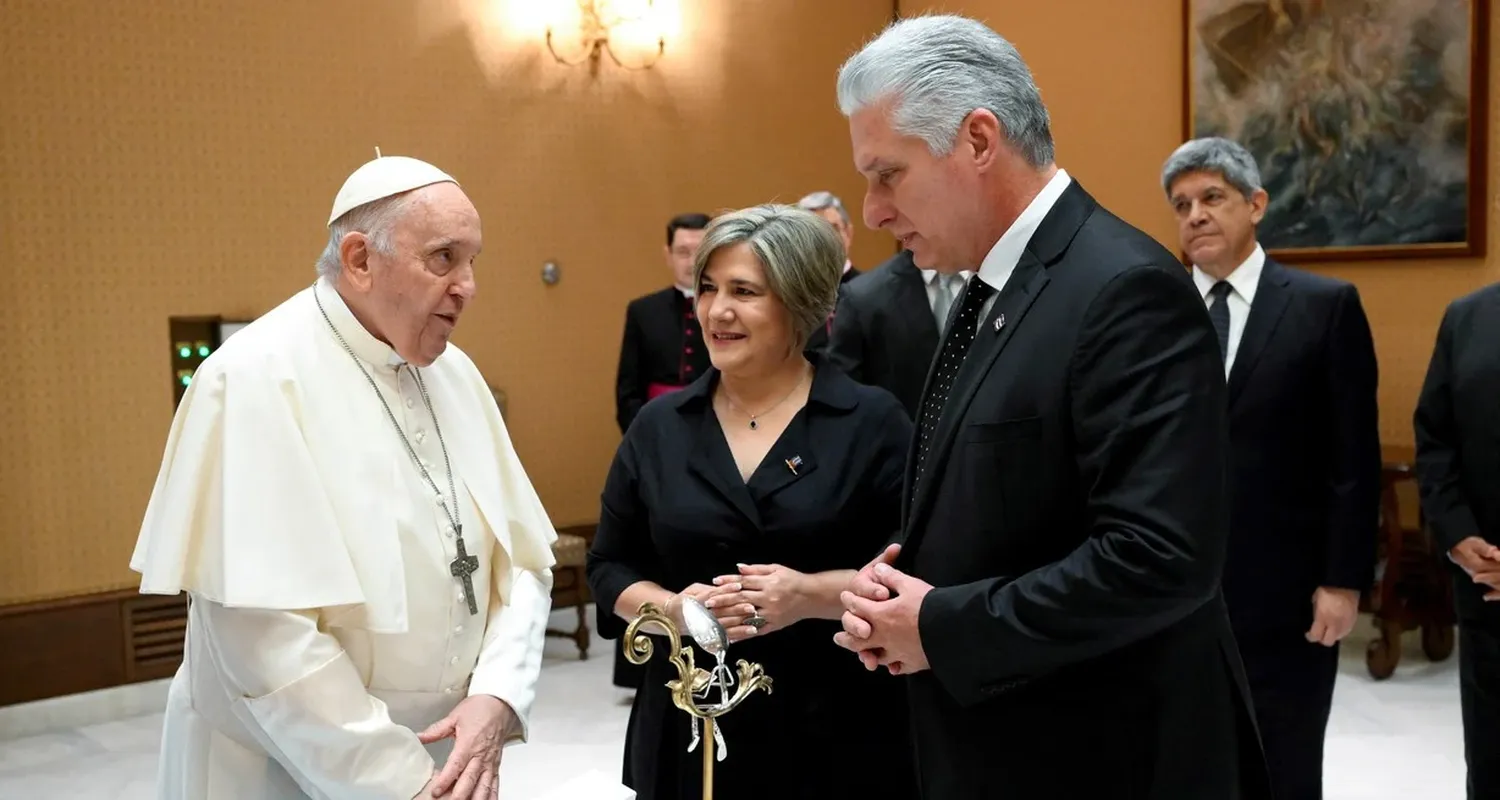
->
[1163,136,1381,799]
[587,204,916,800]
[797,191,861,354]
[826,248,972,419]
[615,212,713,436]
[829,15,1271,799]
[1414,282,1500,799]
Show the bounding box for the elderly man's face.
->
[849,102,981,272]
[351,183,481,366]
[695,243,796,376]
[1169,170,1266,276]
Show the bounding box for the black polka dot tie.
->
[912,276,996,494]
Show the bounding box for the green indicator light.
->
[180,374,192,386]
[198,345,211,357]
[179,347,191,358]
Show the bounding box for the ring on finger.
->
[744,608,768,630]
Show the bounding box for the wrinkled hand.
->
[707,563,809,641]
[1451,536,1500,601]
[417,694,516,799]
[834,562,932,675]
[1306,587,1359,646]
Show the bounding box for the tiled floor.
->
[0,611,1470,798]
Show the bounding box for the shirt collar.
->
[975,168,1072,291]
[313,277,405,369]
[675,284,695,299]
[920,268,973,285]
[1192,242,1265,304]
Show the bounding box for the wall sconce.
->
[545,0,666,71]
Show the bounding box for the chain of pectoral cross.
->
[314,284,480,615]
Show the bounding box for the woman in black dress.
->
[587,204,916,800]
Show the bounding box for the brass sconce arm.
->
[544,0,666,70]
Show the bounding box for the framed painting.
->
[1184,0,1490,262]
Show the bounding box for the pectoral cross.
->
[449,529,480,615]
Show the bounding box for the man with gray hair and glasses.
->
[1164,135,1381,800]
[830,14,1272,799]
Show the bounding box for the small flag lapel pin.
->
[785,455,803,475]
[993,313,1006,332]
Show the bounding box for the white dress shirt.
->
[1192,243,1265,378]
[921,269,973,331]
[975,168,1073,321]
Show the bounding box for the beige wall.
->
[0,0,897,605]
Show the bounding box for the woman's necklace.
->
[719,363,809,430]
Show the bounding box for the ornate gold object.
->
[623,601,773,800]
[545,0,666,72]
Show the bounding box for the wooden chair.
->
[1364,445,1456,679]
[545,531,592,659]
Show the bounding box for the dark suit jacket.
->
[615,287,710,434]
[1414,282,1500,625]
[1218,258,1382,644]
[825,250,938,419]
[896,180,1271,799]
[803,265,861,355]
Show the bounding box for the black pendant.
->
[749,419,758,430]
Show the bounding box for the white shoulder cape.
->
[130,283,557,634]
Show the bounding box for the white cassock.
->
[130,277,558,799]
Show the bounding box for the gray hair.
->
[314,192,417,279]
[692,204,844,349]
[796,191,850,226]
[836,14,1054,167]
[1161,137,1263,199]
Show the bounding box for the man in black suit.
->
[611,211,711,691]
[1414,282,1500,799]
[615,213,712,435]
[797,191,861,354]
[1164,136,1381,799]
[826,248,971,418]
[830,15,1271,798]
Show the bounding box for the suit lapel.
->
[903,255,1050,537]
[1227,260,1291,404]
[748,412,818,499]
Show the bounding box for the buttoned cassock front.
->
[130,278,557,799]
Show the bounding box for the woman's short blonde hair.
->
[691,204,846,348]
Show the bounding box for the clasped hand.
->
[833,544,933,675]
[668,563,809,642]
[416,694,517,799]
[1451,536,1500,601]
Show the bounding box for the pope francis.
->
[130,155,558,800]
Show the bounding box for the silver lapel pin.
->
[993,313,1006,332]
